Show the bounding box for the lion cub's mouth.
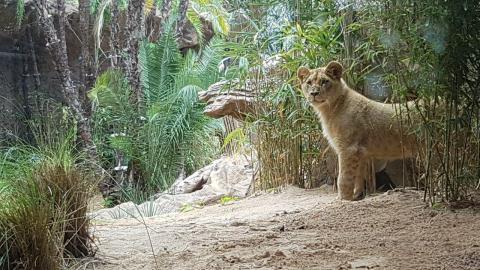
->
[308,96,326,104]
[313,98,326,104]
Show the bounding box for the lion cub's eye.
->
[320,79,328,86]
[306,80,312,85]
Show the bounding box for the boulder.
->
[91,154,255,220]
[167,154,254,198]
[199,79,256,120]
[199,55,284,120]
[199,77,282,120]
[177,18,214,53]
[384,159,417,187]
[207,155,253,197]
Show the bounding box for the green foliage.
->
[221,0,340,189]
[140,19,182,104]
[90,70,138,169]
[89,70,136,123]
[180,203,195,212]
[102,196,116,208]
[139,24,225,191]
[219,196,238,205]
[222,127,246,150]
[119,186,151,205]
[191,0,230,36]
[91,21,225,196]
[272,12,344,69]
[348,1,480,202]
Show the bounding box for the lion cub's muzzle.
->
[308,90,326,104]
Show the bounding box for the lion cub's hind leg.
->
[337,153,366,201]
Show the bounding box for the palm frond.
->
[89,70,140,164]
[191,0,230,36]
[89,69,134,120]
[174,37,225,91]
[193,37,225,87]
[140,17,181,104]
[93,16,227,193]
[142,84,206,189]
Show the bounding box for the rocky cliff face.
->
[0,0,96,141]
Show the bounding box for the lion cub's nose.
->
[311,92,319,97]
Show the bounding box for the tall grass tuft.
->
[252,84,337,190]
[0,111,96,269]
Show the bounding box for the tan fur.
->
[298,62,417,200]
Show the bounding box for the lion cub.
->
[298,61,417,200]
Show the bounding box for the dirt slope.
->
[90,186,480,270]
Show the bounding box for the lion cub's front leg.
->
[337,154,366,201]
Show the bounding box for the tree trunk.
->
[146,1,158,42]
[78,0,93,114]
[176,0,189,37]
[123,0,145,104]
[109,0,120,67]
[33,0,103,191]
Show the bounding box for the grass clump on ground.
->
[0,122,96,269]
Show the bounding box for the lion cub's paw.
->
[336,193,354,201]
[353,191,365,201]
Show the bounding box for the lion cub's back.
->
[343,91,417,159]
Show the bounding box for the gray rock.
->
[199,79,257,120]
[91,154,255,220]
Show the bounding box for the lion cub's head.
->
[297,61,346,107]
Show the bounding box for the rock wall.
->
[0,0,88,140]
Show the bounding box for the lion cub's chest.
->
[317,112,343,152]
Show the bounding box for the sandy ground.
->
[89,186,480,270]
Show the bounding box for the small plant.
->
[180,203,195,213]
[102,196,117,208]
[431,202,446,211]
[219,196,239,205]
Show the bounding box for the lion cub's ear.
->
[297,66,310,83]
[325,61,343,80]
